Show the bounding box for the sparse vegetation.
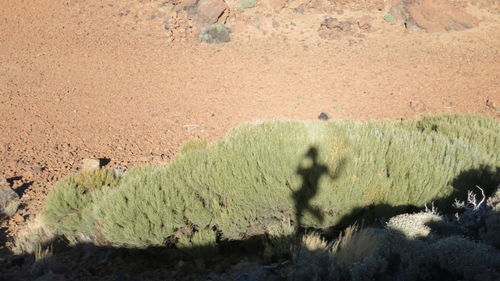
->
[3,199,19,217]
[199,23,230,44]
[31,244,55,276]
[239,0,258,10]
[12,216,55,254]
[383,13,396,22]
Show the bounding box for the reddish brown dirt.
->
[0,0,499,251]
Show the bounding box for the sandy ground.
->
[0,0,499,251]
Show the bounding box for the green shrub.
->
[43,115,500,251]
[42,169,119,241]
[404,114,500,161]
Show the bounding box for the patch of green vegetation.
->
[42,169,120,240]
[239,0,258,10]
[42,115,499,251]
[199,24,230,44]
[384,13,396,23]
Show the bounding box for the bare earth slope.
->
[0,0,499,248]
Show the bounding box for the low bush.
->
[290,227,500,281]
[289,188,500,281]
[42,169,119,242]
[41,114,499,251]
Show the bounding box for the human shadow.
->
[292,147,326,230]
[292,147,347,232]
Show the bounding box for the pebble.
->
[81,158,101,171]
[318,112,329,120]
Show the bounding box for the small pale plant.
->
[199,24,230,44]
[3,199,19,216]
[12,216,55,254]
[239,0,257,10]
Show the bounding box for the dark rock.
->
[318,112,329,120]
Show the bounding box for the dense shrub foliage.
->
[43,169,120,241]
[42,115,499,250]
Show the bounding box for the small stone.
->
[249,120,264,125]
[262,0,287,12]
[30,166,44,174]
[195,0,228,26]
[114,168,127,177]
[358,15,372,30]
[318,112,329,120]
[183,124,201,130]
[322,17,341,29]
[292,6,305,14]
[486,99,497,109]
[81,158,101,171]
